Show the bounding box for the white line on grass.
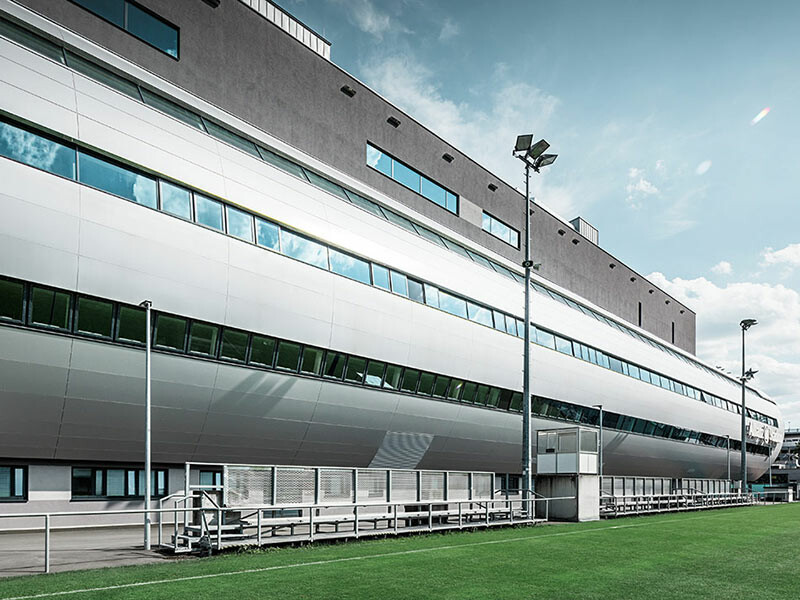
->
[0,510,754,600]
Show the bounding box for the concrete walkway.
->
[0,526,171,577]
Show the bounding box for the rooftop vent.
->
[569,217,598,245]
[386,116,401,128]
[340,85,356,97]
[488,183,498,191]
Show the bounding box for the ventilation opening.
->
[340,85,356,97]
[386,116,401,128]
[638,302,642,327]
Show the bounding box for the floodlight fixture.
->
[515,134,533,153]
[526,139,550,160]
[740,318,757,330]
[536,154,558,168]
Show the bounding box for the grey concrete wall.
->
[12,0,695,353]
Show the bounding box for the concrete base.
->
[534,475,599,522]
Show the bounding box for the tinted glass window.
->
[345,190,385,217]
[255,218,280,250]
[432,376,450,398]
[125,2,178,58]
[366,144,391,177]
[474,385,490,405]
[65,51,140,99]
[330,249,371,284]
[467,302,493,327]
[219,329,248,362]
[189,322,218,356]
[155,315,186,350]
[415,226,445,247]
[383,210,418,234]
[116,305,145,343]
[372,264,390,290]
[439,291,467,319]
[492,311,506,332]
[227,206,253,242]
[486,388,501,407]
[0,120,76,179]
[447,379,464,400]
[344,356,366,383]
[303,169,348,200]
[424,284,439,308]
[140,88,203,129]
[555,336,573,356]
[30,287,70,329]
[445,192,458,214]
[77,297,113,337]
[300,347,324,375]
[0,279,24,322]
[258,146,307,179]
[280,229,328,269]
[159,180,192,219]
[203,120,259,157]
[275,341,301,371]
[392,160,420,191]
[0,16,66,63]
[383,365,402,390]
[407,279,425,303]
[73,0,124,26]
[390,271,408,296]
[194,194,223,231]
[420,176,446,208]
[400,368,419,392]
[417,372,436,395]
[249,335,276,367]
[78,152,156,208]
[365,361,385,386]
[461,382,477,403]
[323,352,346,379]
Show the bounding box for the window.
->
[116,305,146,344]
[0,119,76,179]
[423,284,439,308]
[78,151,157,208]
[344,356,366,384]
[72,0,178,58]
[461,382,477,403]
[372,264,390,291]
[65,50,142,99]
[227,206,254,242]
[140,88,204,130]
[390,271,408,297]
[438,291,467,319]
[534,328,556,350]
[300,347,324,375]
[255,218,280,251]
[219,329,248,362]
[555,336,573,356]
[432,376,450,398]
[0,278,24,322]
[365,361,385,386]
[195,194,224,231]
[154,314,186,351]
[383,365,402,390]
[280,229,328,269]
[492,311,506,332]
[303,169,348,200]
[366,143,458,214]
[275,341,301,371]
[417,372,436,395]
[199,471,222,490]
[329,249,371,284]
[29,287,71,330]
[323,352,346,379]
[188,322,219,356]
[400,368,420,392]
[258,146,307,179]
[246,335,275,366]
[505,316,517,336]
[407,279,425,303]
[71,466,168,498]
[467,302,493,327]
[482,212,519,247]
[159,180,192,220]
[77,297,113,338]
[0,15,66,63]
[0,466,26,501]
[447,379,464,400]
[203,120,259,157]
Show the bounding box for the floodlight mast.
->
[513,135,557,506]
[739,318,757,491]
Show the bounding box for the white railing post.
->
[428,503,433,531]
[257,510,262,546]
[44,514,50,574]
[309,507,314,542]
[216,508,222,550]
[354,505,359,538]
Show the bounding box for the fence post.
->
[216,508,222,550]
[354,505,359,538]
[257,510,262,546]
[44,514,50,574]
[458,502,462,528]
[428,503,433,531]
[309,508,315,542]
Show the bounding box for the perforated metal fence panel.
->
[391,470,418,502]
[225,466,273,507]
[421,472,445,501]
[357,469,387,502]
[320,469,353,503]
[448,472,470,500]
[472,473,492,499]
[276,468,315,505]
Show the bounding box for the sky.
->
[283,0,800,428]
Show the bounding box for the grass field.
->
[0,504,797,599]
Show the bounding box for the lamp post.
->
[593,404,604,481]
[739,318,757,492]
[725,434,730,482]
[513,135,557,501]
[139,300,153,550]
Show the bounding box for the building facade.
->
[0,0,782,525]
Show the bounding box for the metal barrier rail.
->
[0,496,573,573]
[599,492,754,517]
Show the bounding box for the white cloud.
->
[438,17,460,41]
[647,272,800,425]
[625,167,658,209]
[332,0,409,40]
[695,160,712,175]
[359,54,561,205]
[711,261,732,275]
[655,159,666,174]
[762,243,800,269]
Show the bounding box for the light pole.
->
[725,434,730,482]
[139,300,153,550]
[593,404,604,481]
[513,135,557,500]
[739,318,757,492]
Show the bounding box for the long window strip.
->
[0,281,774,457]
[0,21,770,396]
[0,115,519,342]
[0,273,778,429]
[529,322,776,427]
[0,17,520,285]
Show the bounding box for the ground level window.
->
[199,471,223,490]
[71,467,167,499]
[0,466,27,501]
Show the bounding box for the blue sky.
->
[285,0,800,426]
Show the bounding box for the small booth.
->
[535,427,600,521]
